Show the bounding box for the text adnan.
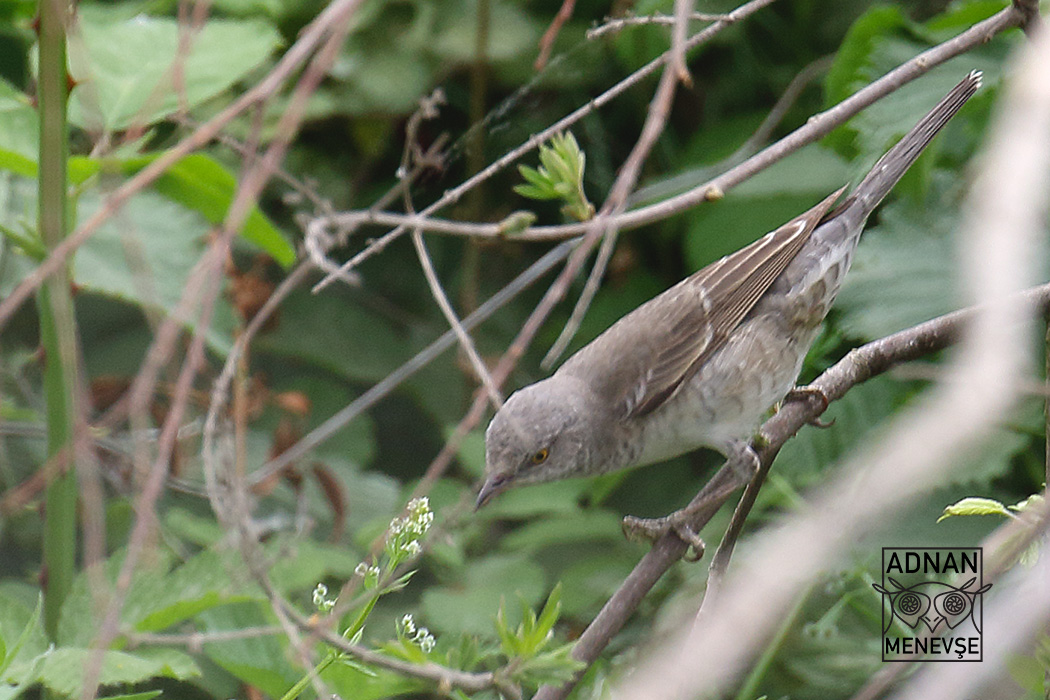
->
[885,551,977,575]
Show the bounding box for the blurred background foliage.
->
[0,0,1046,697]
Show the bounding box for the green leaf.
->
[199,603,301,698]
[683,144,851,272]
[126,550,257,633]
[0,221,44,260]
[823,3,1002,159]
[72,188,240,354]
[498,510,625,553]
[266,538,363,593]
[0,80,39,166]
[825,6,912,107]
[255,287,412,383]
[835,196,959,341]
[4,648,198,697]
[768,374,907,497]
[937,497,1011,522]
[0,593,41,677]
[421,556,545,636]
[1010,494,1046,514]
[534,583,562,644]
[121,153,295,267]
[70,7,282,131]
[322,658,427,700]
[100,691,163,700]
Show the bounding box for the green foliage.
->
[494,584,583,689]
[515,132,595,222]
[69,6,282,131]
[0,0,1041,698]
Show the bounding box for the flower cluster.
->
[398,613,436,653]
[386,497,433,563]
[312,583,336,613]
[354,562,381,589]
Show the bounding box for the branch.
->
[0,0,369,331]
[604,13,1049,698]
[534,281,1050,700]
[309,0,780,289]
[586,12,734,41]
[312,2,1024,246]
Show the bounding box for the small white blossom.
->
[414,626,435,653]
[403,540,422,557]
[312,583,336,612]
[401,614,416,636]
[354,562,369,577]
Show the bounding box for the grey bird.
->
[477,71,983,536]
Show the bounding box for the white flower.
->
[312,583,336,612]
[401,614,416,636]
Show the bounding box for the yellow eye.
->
[531,448,549,464]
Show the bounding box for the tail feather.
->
[848,70,982,218]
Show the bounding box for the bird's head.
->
[476,374,601,509]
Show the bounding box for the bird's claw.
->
[783,386,833,428]
[622,513,706,562]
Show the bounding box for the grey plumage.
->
[478,71,982,509]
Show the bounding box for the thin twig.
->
[411,230,504,407]
[538,0,709,366]
[629,54,833,206]
[587,12,735,40]
[400,93,502,408]
[0,0,368,330]
[535,0,575,71]
[309,0,779,290]
[244,238,578,489]
[671,0,696,86]
[308,1,1023,249]
[81,3,365,697]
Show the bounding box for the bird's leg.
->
[622,513,706,561]
[621,440,759,562]
[782,386,834,428]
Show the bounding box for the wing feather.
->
[627,186,847,416]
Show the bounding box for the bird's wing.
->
[625,186,846,417]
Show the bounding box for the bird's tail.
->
[847,70,983,219]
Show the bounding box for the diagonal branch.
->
[311,2,1025,246]
[533,281,1050,700]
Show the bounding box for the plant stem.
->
[37,0,78,640]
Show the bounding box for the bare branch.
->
[309,0,780,289]
[411,229,504,408]
[309,2,1025,248]
[532,274,1050,700]
[605,16,1050,700]
[587,11,735,41]
[0,0,368,330]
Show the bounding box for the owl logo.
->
[872,576,992,634]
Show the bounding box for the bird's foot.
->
[622,512,706,562]
[783,386,834,428]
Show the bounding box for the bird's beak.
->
[474,475,507,511]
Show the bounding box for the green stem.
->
[278,649,341,700]
[37,0,78,641]
[733,586,807,700]
[345,593,380,641]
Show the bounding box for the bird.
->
[476,71,983,545]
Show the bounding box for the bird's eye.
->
[531,448,549,464]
